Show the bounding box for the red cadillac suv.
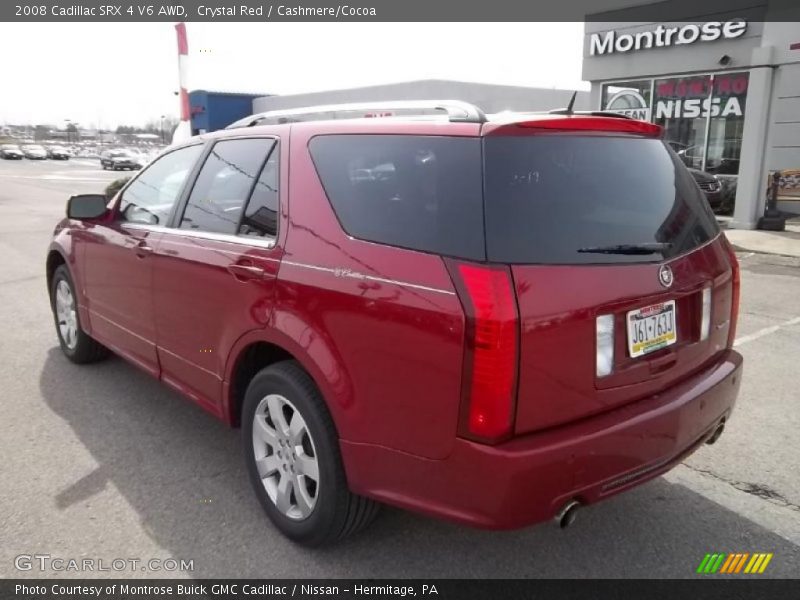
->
[47,101,742,546]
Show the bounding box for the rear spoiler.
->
[483,115,663,137]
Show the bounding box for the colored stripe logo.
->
[697,552,773,574]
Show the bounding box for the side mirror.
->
[67,194,108,220]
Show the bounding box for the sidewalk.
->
[719,215,800,258]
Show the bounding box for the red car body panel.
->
[512,236,735,434]
[82,222,163,377]
[151,231,282,417]
[47,114,743,529]
[341,350,741,528]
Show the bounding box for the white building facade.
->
[583,3,800,227]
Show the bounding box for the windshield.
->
[483,135,719,264]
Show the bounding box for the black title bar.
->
[3,579,798,600]
[2,0,798,22]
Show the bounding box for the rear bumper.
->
[342,350,742,529]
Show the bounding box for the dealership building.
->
[584,3,800,227]
[190,5,798,228]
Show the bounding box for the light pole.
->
[65,119,71,144]
[160,115,166,144]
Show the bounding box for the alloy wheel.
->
[252,394,320,520]
[55,280,78,350]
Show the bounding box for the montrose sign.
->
[590,20,748,56]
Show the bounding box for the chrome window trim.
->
[228,99,487,128]
[122,222,276,250]
[281,260,455,296]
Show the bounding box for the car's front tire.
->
[50,265,109,364]
[243,361,379,546]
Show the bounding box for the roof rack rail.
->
[226,100,487,128]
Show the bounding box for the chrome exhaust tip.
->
[706,421,726,445]
[555,500,581,529]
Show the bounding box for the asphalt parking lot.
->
[1,158,799,579]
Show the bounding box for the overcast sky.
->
[0,22,587,128]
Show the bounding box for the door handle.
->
[227,263,265,281]
[134,241,153,258]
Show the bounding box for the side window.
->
[179,138,275,235]
[239,144,279,238]
[119,145,203,225]
[308,134,485,260]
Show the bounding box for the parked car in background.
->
[678,139,741,176]
[688,168,722,212]
[100,149,142,171]
[0,144,24,159]
[135,152,155,169]
[21,144,48,160]
[47,146,71,160]
[47,103,742,546]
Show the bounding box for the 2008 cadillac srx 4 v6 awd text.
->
[47,101,742,546]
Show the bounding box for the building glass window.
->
[652,72,748,176]
[602,71,749,212]
[652,75,712,169]
[602,80,652,121]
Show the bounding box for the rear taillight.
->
[596,314,615,377]
[700,287,712,341]
[724,241,741,347]
[449,263,518,443]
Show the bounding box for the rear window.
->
[484,135,719,264]
[309,133,718,265]
[308,135,485,260]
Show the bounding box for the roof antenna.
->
[549,91,578,115]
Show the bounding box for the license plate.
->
[627,300,677,358]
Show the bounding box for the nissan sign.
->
[590,20,747,56]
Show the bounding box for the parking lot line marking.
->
[734,316,800,347]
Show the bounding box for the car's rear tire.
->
[243,360,379,546]
[50,265,109,364]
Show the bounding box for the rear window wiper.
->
[576,242,673,255]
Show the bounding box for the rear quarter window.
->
[308,135,485,261]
